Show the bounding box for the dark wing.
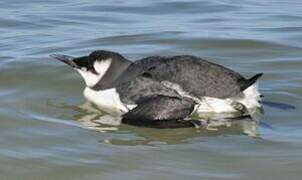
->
[135,55,262,98]
[122,95,196,128]
[115,72,197,128]
[115,73,180,105]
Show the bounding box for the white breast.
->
[83,88,130,115]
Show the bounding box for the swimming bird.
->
[51,50,263,128]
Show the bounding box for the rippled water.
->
[1,0,302,179]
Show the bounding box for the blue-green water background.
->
[0,0,302,179]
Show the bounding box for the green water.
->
[0,0,302,179]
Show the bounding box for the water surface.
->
[0,0,302,179]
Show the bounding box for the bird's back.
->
[115,55,247,100]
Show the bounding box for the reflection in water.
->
[114,118,260,145]
[66,101,264,145]
[73,102,121,132]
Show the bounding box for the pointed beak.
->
[50,54,79,68]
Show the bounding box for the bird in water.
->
[51,50,263,128]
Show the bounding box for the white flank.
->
[83,87,129,115]
[195,83,262,116]
[197,97,234,113]
[76,59,112,88]
[237,83,261,109]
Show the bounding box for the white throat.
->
[76,58,112,87]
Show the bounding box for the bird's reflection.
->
[65,101,265,145]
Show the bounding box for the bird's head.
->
[51,50,128,88]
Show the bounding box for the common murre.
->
[51,50,263,128]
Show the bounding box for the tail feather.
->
[241,73,263,91]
